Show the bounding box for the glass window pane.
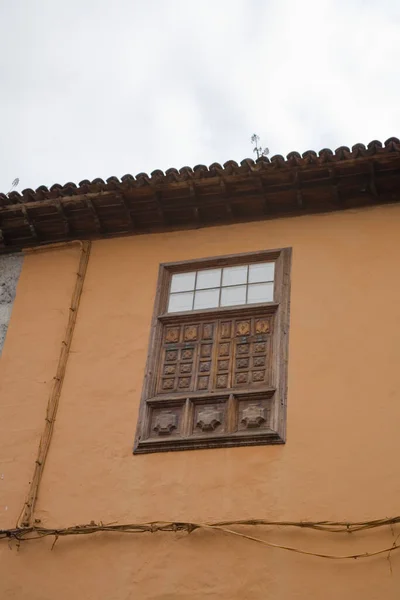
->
[170,272,196,293]
[249,262,275,283]
[247,282,274,304]
[220,285,247,307]
[193,288,219,310]
[168,292,194,313]
[222,265,248,287]
[196,268,221,290]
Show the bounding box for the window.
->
[134,248,291,454]
[168,262,275,312]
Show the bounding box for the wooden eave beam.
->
[328,168,341,206]
[0,191,116,214]
[188,183,200,224]
[153,190,166,223]
[85,197,103,232]
[248,175,271,214]
[20,205,39,241]
[293,170,305,208]
[116,193,136,230]
[368,162,379,197]
[54,199,71,235]
[219,179,234,220]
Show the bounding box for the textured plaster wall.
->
[0,253,23,354]
[0,247,81,529]
[1,206,400,599]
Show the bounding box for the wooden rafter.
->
[116,193,136,230]
[54,199,71,235]
[154,191,165,222]
[293,170,305,208]
[85,197,102,232]
[368,162,378,197]
[188,184,200,224]
[219,179,234,220]
[328,168,341,206]
[251,175,270,214]
[20,205,39,241]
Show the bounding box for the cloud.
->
[0,0,399,192]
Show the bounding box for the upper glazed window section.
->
[168,263,275,313]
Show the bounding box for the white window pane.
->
[168,292,194,313]
[249,262,275,283]
[170,272,196,293]
[220,285,247,307]
[196,268,221,290]
[247,282,274,304]
[194,288,219,310]
[222,265,248,287]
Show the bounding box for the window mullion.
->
[192,271,198,310]
[218,268,222,307]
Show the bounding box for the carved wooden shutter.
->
[157,314,272,396]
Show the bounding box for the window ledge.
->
[134,428,284,454]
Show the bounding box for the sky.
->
[0,0,399,194]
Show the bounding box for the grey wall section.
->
[0,254,23,354]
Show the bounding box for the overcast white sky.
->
[0,0,399,194]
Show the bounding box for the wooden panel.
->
[157,313,273,396]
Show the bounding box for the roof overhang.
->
[1,138,400,252]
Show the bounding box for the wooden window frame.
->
[133,247,291,454]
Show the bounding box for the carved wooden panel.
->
[237,397,271,431]
[143,391,277,453]
[233,316,271,388]
[193,400,227,436]
[150,405,183,437]
[158,323,197,393]
[157,314,272,396]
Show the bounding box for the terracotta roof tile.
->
[0,136,397,203]
[1,137,400,250]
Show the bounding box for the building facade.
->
[1,139,400,598]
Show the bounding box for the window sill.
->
[134,428,284,454]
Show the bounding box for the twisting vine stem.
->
[2,516,400,560]
[16,241,91,528]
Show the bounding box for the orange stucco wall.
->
[1,205,400,599]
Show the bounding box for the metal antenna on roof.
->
[7,178,20,195]
[251,134,269,160]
